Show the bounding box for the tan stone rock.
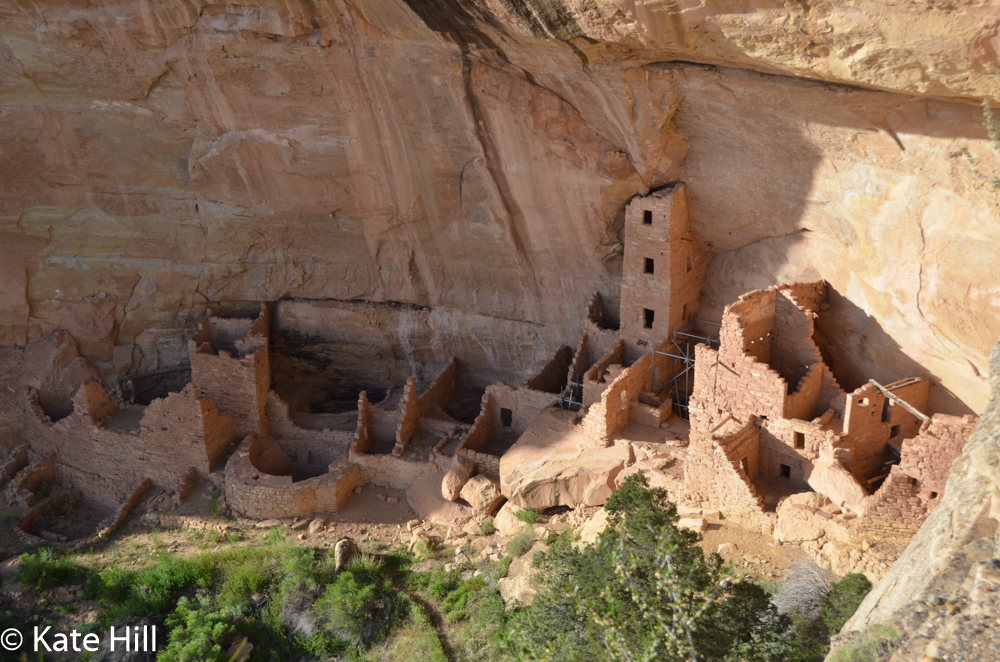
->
[334,538,358,572]
[677,517,707,532]
[806,458,870,513]
[493,500,523,538]
[459,475,504,515]
[441,458,476,502]
[498,542,546,607]
[574,508,610,547]
[408,471,473,527]
[500,409,630,510]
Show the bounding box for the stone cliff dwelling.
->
[4,182,976,577]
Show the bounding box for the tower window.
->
[644,258,654,275]
[501,408,513,427]
[794,432,805,449]
[643,210,652,225]
[643,308,654,329]
[780,464,791,480]
[891,425,900,437]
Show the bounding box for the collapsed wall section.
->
[24,380,234,508]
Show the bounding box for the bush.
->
[18,548,86,589]
[827,624,903,662]
[514,508,539,524]
[775,558,831,618]
[158,595,234,662]
[315,556,401,646]
[480,518,496,536]
[507,531,536,558]
[821,573,872,635]
[514,474,800,662]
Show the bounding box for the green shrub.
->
[821,573,872,635]
[513,474,800,662]
[265,527,286,544]
[514,508,539,524]
[480,518,496,536]
[413,537,447,560]
[92,552,216,625]
[508,531,536,558]
[827,624,903,662]
[158,595,234,662]
[18,548,86,589]
[315,556,401,646]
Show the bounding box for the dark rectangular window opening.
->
[794,432,805,449]
[890,424,901,437]
[644,258,654,275]
[930,491,939,499]
[501,408,513,427]
[881,398,891,423]
[643,210,653,225]
[780,464,791,480]
[686,256,693,273]
[643,308,654,329]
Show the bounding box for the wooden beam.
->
[868,379,929,422]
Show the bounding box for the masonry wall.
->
[842,383,892,481]
[351,451,452,491]
[885,377,930,440]
[683,426,772,534]
[455,391,500,472]
[416,359,458,416]
[582,340,624,408]
[392,378,420,454]
[352,392,371,454]
[578,346,665,442]
[227,436,360,519]
[25,381,235,508]
[522,347,572,394]
[487,383,557,436]
[620,184,710,363]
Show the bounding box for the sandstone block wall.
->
[487,382,557,436]
[859,414,976,539]
[25,380,234,508]
[455,390,501,472]
[522,346,572,394]
[416,358,458,416]
[582,340,624,408]
[227,436,359,519]
[351,450,451,491]
[620,184,710,364]
[0,443,30,490]
[392,377,420,454]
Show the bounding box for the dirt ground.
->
[697,519,804,582]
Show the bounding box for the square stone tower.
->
[620,183,709,362]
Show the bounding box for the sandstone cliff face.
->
[839,339,1000,659]
[1,1,998,446]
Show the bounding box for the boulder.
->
[408,471,474,526]
[500,409,631,510]
[493,500,523,538]
[498,542,546,607]
[334,538,359,571]
[677,517,707,532]
[574,508,609,547]
[459,475,505,515]
[441,457,476,501]
[806,458,869,513]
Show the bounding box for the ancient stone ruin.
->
[3,181,977,579]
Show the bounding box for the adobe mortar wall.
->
[487,382,557,436]
[522,347,572,394]
[416,359,458,417]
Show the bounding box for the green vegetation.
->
[826,624,903,662]
[507,530,536,558]
[480,517,496,536]
[960,67,1000,188]
[514,508,540,524]
[1,476,877,661]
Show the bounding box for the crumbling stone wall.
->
[392,377,420,455]
[189,309,270,439]
[25,380,234,508]
[487,382,557,436]
[416,359,458,416]
[522,347,572,394]
[456,391,500,472]
[859,414,976,539]
[227,436,360,519]
[581,340,624,408]
[683,422,773,534]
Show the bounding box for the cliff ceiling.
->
[1,0,999,439]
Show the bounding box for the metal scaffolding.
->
[650,318,720,420]
[556,376,583,411]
